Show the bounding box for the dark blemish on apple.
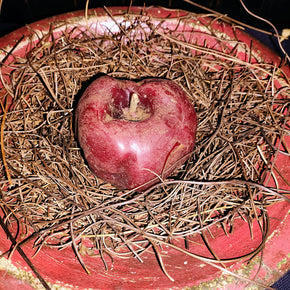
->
[163,89,174,97]
[165,117,178,129]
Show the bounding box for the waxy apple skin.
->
[75,76,197,190]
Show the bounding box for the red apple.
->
[75,76,197,190]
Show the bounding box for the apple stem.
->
[129,93,139,115]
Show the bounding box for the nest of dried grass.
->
[0,6,289,286]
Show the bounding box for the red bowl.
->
[0,6,289,289]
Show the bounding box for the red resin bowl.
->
[0,6,289,290]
